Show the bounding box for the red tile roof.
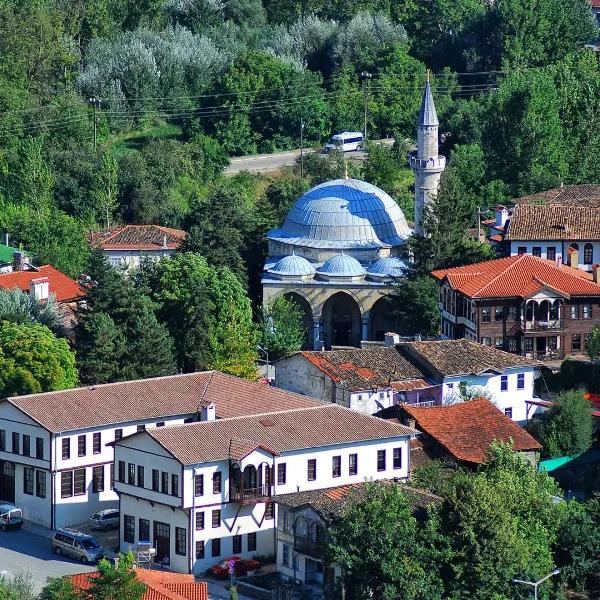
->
[4,371,321,432]
[89,225,186,251]
[0,265,86,303]
[432,254,600,299]
[399,398,541,464]
[70,569,208,600]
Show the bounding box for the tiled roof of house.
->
[514,184,600,206]
[0,265,86,303]
[70,569,208,600]
[276,480,441,521]
[3,371,320,432]
[431,254,600,299]
[89,225,186,251]
[399,398,541,464]
[398,339,539,377]
[505,203,600,241]
[296,347,429,391]
[143,404,417,464]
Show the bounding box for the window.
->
[74,468,86,495]
[128,463,136,485]
[137,465,144,488]
[124,515,135,544]
[508,305,518,321]
[156,422,165,427]
[282,544,290,567]
[110,463,114,490]
[175,527,186,556]
[23,467,33,495]
[78,435,86,457]
[137,424,146,432]
[61,471,73,498]
[62,438,70,460]
[212,472,222,494]
[171,474,179,496]
[517,246,527,255]
[504,408,513,419]
[571,304,580,320]
[114,428,123,441]
[118,461,125,483]
[481,337,491,346]
[248,532,257,552]
[508,337,518,352]
[525,338,534,353]
[0,430,5,451]
[393,448,402,470]
[195,512,204,531]
[532,246,541,258]
[152,469,159,491]
[307,459,316,481]
[12,432,19,454]
[233,535,242,554]
[161,472,169,494]
[139,519,150,542]
[265,503,274,520]
[494,306,503,321]
[572,333,582,351]
[211,538,221,557]
[92,466,104,493]
[584,243,593,265]
[93,432,101,454]
[500,375,508,392]
[332,456,341,478]
[194,474,204,496]
[212,509,221,528]
[196,541,205,560]
[549,336,558,351]
[349,453,358,476]
[36,437,43,459]
[517,373,525,390]
[583,304,592,319]
[495,337,504,349]
[377,450,386,472]
[23,435,30,457]
[277,463,286,485]
[547,247,556,261]
[481,307,491,323]
[36,470,46,498]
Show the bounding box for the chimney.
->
[12,251,26,272]
[384,332,400,347]
[568,247,579,270]
[593,264,600,284]
[556,256,562,268]
[494,205,509,228]
[29,277,49,301]
[200,402,216,421]
[162,235,168,250]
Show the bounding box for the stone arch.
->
[321,291,362,349]
[369,294,402,341]
[280,291,314,350]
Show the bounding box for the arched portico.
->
[368,295,402,341]
[282,292,314,350]
[321,292,362,349]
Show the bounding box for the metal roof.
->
[317,253,365,277]
[367,256,409,278]
[268,254,315,276]
[418,81,439,127]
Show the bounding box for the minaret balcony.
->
[408,154,446,171]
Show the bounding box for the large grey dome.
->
[268,178,412,249]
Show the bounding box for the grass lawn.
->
[108,122,183,157]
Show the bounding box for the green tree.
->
[0,572,36,600]
[260,297,307,360]
[388,276,440,337]
[585,324,600,362]
[0,322,78,397]
[84,552,146,600]
[40,576,81,600]
[0,288,64,335]
[93,152,118,229]
[531,390,594,458]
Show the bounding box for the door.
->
[0,461,15,503]
[153,521,170,564]
[332,319,351,346]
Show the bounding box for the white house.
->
[113,404,416,575]
[0,371,320,529]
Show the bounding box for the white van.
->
[323,131,364,153]
[0,503,23,531]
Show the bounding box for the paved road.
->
[225,138,394,174]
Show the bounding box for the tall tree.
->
[259,296,307,360]
[388,276,440,337]
[84,552,146,600]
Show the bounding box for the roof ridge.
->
[474,254,526,296]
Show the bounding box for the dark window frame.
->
[36,470,46,498]
[175,527,186,556]
[500,375,508,391]
[22,434,30,457]
[307,459,316,481]
[78,435,86,458]
[12,432,19,454]
[377,450,386,472]
[277,463,286,485]
[74,468,86,496]
[349,453,358,476]
[23,466,34,495]
[247,532,257,552]
[93,432,101,455]
[212,472,222,494]
[152,469,160,491]
[195,512,204,531]
[61,438,70,460]
[393,448,402,470]
[517,373,525,390]
[139,518,150,542]
[194,474,204,496]
[171,473,179,497]
[35,437,43,459]
[137,465,145,488]
[92,465,105,493]
[332,455,341,478]
[196,540,205,560]
[211,538,221,558]
[124,515,135,544]
[212,509,221,528]
[61,471,73,498]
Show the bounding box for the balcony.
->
[521,319,564,332]
[294,537,325,559]
[229,485,271,504]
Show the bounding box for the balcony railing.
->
[525,351,563,361]
[229,485,271,504]
[521,319,564,332]
[294,537,325,559]
[414,400,436,408]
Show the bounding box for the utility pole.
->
[300,118,305,179]
[513,569,560,600]
[88,96,100,150]
[360,71,372,142]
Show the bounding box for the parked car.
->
[208,556,261,579]
[323,131,364,153]
[0,503,23,531]
[52,528,105,563]
[90,509,119,530]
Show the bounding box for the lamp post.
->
[257,344,269,381]
[513,569,560,600]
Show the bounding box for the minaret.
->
[409,77,446,236]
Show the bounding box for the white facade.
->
[509,241,600,273]
[104,248,175,270]
[0,399,194,529]
[115,432,411,574]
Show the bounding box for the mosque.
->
[262,81,445,349]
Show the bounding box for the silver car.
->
[52,529,105,563]
[0,503,23,531]
[90,509,119,530]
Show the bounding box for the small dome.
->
[317,254,365,277]
[268,254,315,276]
[367,257,409,278]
